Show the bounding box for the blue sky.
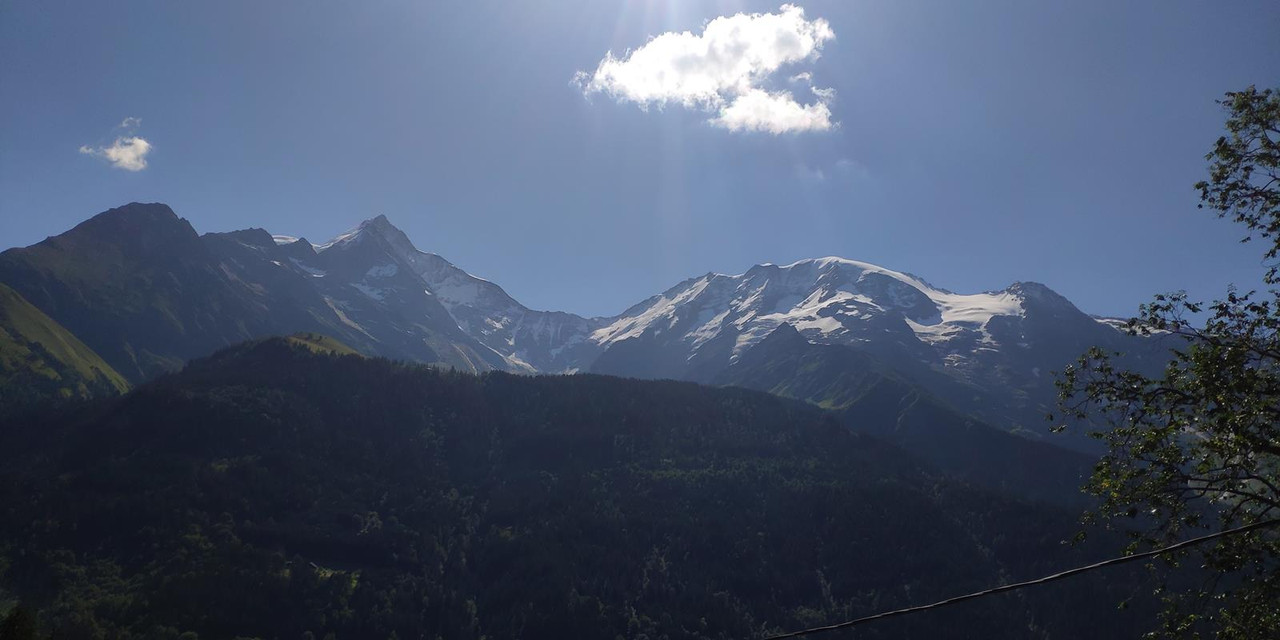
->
[2,1,1278,318]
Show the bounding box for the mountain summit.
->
[580,256,1157,440]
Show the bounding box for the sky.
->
[2,1,1279,318]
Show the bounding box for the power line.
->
[762,518,1280,640]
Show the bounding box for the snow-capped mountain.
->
[580,258,1164,443]
[588,257,1133,375]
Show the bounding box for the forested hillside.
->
[0,338,1157,639]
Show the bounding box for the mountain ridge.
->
[0,202,1164,448]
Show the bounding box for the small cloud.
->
[80,137,152,171]
[80,117,152,171]
[835,157,871,181]
[789,72,812,83]
[78,137,152,172]
[712,88,833,134]
[795,163,826,183]
[576,4,836,134]
[810,86,836,101]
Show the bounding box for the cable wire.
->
[762,518,1280,639]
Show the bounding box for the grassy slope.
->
[286,332,362,357]
[0,283,129,401]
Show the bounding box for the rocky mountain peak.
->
[1005,281,1081,318]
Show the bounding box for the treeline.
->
[0,338,1158,639]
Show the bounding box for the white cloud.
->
[80,136,152,171]
[712,88,833,134]
[81,116,151,171]
[576,4,836,134]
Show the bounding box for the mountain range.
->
[0,202,1166,456]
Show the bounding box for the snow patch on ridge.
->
[592,276,715,344]
[290,258,326,278]
[314,223,367,252]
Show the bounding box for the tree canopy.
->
[1058,86,1280,639]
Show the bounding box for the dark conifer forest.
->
[0,339,1159,639]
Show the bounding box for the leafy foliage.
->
[0,338,1154,639]
[1196,86,1280,283]
[1057,86,1280,639]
